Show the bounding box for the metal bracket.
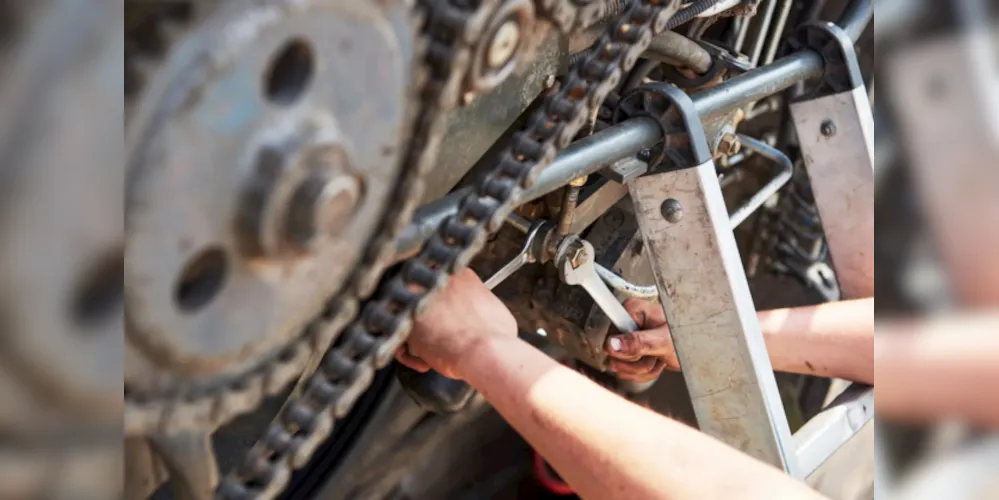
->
[628,159,797,474]
[789,85,874,298]
[612,83,712,173]
[790,22,865,99]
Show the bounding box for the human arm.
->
[398,269,824,500]
[606,297,875,384]
[875,313,999,428]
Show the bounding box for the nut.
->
[716,133,741,156]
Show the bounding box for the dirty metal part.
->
[222,1,687,496]
[599,157,648,183]
[728,134,793,228]
[569,179,630,233]
[630,164,797,474]
[395,117,661,258]
[504,212,654,300]
[789,35,873,298]
[466,0,536,95]
[420,25,562,203]
[557,236,639,334]
[148,431,219,500]
[645,30,713,73]
[400,50,827,257]
[124,1,414,431]
[555,175,587,238]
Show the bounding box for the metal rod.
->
[694,50,824,120]
[838,0,873,42]
[729,135,794,228]
[762,0,793,66]
[748,0,779,67]
[394,117,661,257]
[395,50,824,258]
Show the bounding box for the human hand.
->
[395,268,517,380]
[604,298,680,383]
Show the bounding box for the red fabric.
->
[533,451,575,496]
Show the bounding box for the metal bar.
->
[789,86,874,299]
[694,50,824,120]
[394,117,661,257]
[396,50,826,258]
[728,135,793,228]
[762,0,793,66]
[629,162,797,474]
[747,0,779,67]
[794,385,874,478]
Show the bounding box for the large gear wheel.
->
[0,1,123,498]
[125,0,419,433]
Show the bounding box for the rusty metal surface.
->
[629,164,797,473]
[790,87,875,299]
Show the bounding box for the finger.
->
[395,347,430,373]
[605,328,673,360]
[609,357,665,383]
[609,356,658,374]
[623,298,667,328]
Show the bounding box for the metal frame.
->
[627,86,797,474]
[789,24,874,299]
[793,384,874,478]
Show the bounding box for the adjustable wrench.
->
[556,236,638,334]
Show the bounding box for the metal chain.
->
[218,0,682,497]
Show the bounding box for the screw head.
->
[487,20,520,69]
[660,198,683,223]
[820,120,837,137]
[716,133,741,156]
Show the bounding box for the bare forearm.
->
[757,297,874,384]
[458,336,822,500]
[876,313,999,427]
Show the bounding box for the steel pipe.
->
[729,135,794,228]
[396,49,825,258]
[694,50,825,120]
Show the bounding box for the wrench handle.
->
[581,280,638,334]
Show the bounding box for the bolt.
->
[660,198,683,223]
[285,173,361,252]
[716,133,741,156]
[461,92,475,106]
[820,120,837,137]
[487,19,521,69]
[568,244,587,268]
[544,75,556,88]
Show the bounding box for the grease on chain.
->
[217,0,681,497]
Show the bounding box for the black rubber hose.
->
[645,30,713,73]
[665,0,721,31]
[837,0,873,42]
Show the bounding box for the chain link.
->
[217,0,682,497]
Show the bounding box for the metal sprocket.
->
[124,0,423,435]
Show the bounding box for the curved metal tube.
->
[838,0,873,42]
[645,31,713,74]
[729,135,794,229]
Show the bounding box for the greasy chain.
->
[216,0,683,497]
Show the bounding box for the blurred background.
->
[0,0,994,498]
